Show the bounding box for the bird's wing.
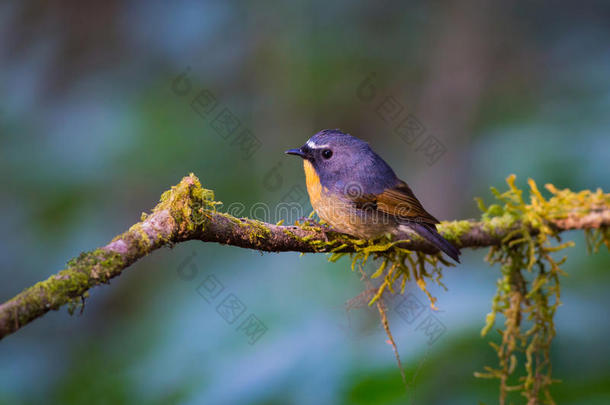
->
[353,180,439,225]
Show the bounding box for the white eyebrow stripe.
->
[306,140,329,149]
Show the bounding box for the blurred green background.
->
[1,1,609,404]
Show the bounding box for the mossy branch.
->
[0,173,608,342]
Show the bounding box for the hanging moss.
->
[332,174,609,403]
[473,175,609,404]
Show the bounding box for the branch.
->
[1,174,608,340]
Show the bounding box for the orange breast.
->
[302,160,391,238]
[303,160,322,208]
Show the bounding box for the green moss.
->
[244,219,272,244]
[438,219,473,244]
[280,225,351,253]
[128,223,151,247]
[474,175,609,404]
[217,212,246,226]
[215,212,273,246]
[311,229,453,311]
[9,249,125,325]
[153,173,221,234]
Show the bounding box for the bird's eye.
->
[322,149,333,159]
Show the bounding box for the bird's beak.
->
[285,148,306,158]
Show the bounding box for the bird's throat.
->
[303,160,322,207]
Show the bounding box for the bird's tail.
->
[398,222,461,263]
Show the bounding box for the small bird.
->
[285,129,460,263]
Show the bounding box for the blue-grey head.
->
[285,129,398,194]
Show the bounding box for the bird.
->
[285,129,460,263]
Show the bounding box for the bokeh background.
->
[1,1,609,404]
